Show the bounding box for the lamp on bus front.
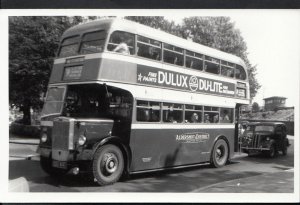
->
[78,135,86,146]
[41,133,48,143]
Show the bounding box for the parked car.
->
[240,122,289,157]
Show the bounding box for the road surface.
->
[9,136,294,192]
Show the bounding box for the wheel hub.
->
[216,149,222,158]
[103,153,118,174]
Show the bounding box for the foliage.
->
[9,16,83,124]
[252,102,260,113]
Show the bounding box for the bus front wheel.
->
[210,139,229,168]
[92,144,124,186]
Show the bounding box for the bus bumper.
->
[38,146,94,171]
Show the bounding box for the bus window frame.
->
[41,85,67,117]
[79,30,107,55]
[136,100,161,123]
[162,43,184,67]
[184,104,203,123]
[58,35,81,58]
[105,28,248,81]
[134,99,235,125]
[136,35,162,61]
[107,30,135,55]
[185,50,204,71]
[204,55,221,75]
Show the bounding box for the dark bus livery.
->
[38,18,250,186]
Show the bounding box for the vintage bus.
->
[38,18,250,186]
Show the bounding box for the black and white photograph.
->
[1,9,299,203]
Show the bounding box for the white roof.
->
[66,18,247,69]
[109,18,247,68]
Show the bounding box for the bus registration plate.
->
[52,160,67,169]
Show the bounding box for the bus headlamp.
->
[78,135,86,146]
[41,133,48,143]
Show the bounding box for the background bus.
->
[38,18,250,186]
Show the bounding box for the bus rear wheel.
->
[92,144,124,186]
[210,139,229,168]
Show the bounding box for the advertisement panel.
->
[137,65,236,97]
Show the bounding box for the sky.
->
[165,10,300,107]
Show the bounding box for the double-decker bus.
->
[38,18,250,186]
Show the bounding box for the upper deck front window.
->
[59,36,80,58]
[107,31,135,55]
[79,30,106,54]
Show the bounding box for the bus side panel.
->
[129,128,235,172]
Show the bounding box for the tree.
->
[9,16,83,124]
[252,102,260,113]
[125,16,260,99]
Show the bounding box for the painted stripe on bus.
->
[54,53,103,64]
[48,81,249,106]
[131,123,235,129]
[54,52,246,84]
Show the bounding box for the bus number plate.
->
[52,160,67,169]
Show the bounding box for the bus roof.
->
[62,18,247,69]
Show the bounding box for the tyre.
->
[267,144,276,158]
[282,142,288,156]
[210,139,229,168]
[40,156,68,177]
[92,144,124,186]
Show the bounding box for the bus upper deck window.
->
[58,35,80,58]
[79,30,106,54]
[163,43,184,66]
[221,61,234,78]
[235,65,247,80]
[137,35,161,61]
[185,50,203,71]
[107,31,135,55]
[204,56,220,75]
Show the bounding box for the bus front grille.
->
[52,120,71,150]
[251,134,261,148]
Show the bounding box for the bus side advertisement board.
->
[137,65,236,97]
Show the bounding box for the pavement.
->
[9,137,40,161]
